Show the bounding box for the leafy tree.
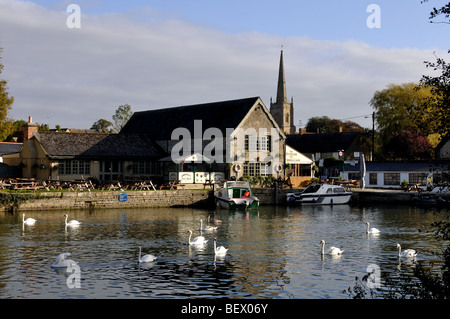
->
[419,55,450,137]
[112,104,133,133]
[0,48,14,141]
[419,1,450,136]
[384,130,433,160]
[422,0,450,24]
[38,123,49,131]
[305,116,364,133]
[370,83,438,147]
[91,118,113,133]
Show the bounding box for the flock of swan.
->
[23,213,418,269]
[320,222,418,259]
[22,213,228,269]
[23,213,81,227]
[21,213,83,268]
[188,217,228,256]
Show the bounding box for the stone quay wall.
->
[7,190,214,212]
[1,187,418,212]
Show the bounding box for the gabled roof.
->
[286,132,359,154]
[120,97,271,140]
[34,132,165,160]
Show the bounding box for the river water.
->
[0,204,447,299]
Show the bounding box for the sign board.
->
[169,172,178,181]
[195,172,208,184]
[179,172,194,184]
[211,172,225,182]
[119,193,127,202]
[285,145,313,164]
[169,171,225,184]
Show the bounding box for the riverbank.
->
[0,189,214,212]
[0,187,424,212]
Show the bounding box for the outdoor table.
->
[160,180,185,190]
[203,179,214,189]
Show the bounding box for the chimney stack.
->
[24,116,39,140]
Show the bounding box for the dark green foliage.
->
[0,192,32,213]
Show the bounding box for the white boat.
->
[215,181,259,210]
[286,184,352,205]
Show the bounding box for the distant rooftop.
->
[0,142,23,156]
[344,160,450,172]
[287,132,358,153]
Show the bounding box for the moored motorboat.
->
[414,193,438,207]
[215,181,259,210]
[286,183,352,205]
[414,193,450,207]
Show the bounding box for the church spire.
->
[270,49,296,134]
[276,50,287,104]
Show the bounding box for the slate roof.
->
[0,142,22,156]
[120,97,262,140]
[286,132,358,154]
[344,161,450,172]
[34,132,165,160]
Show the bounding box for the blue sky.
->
[0,0,448,129]
[35,0,448,50]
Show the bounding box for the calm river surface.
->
[0,204,447,299]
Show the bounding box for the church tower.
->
[270,50,296,134]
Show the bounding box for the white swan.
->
[320,240,344,255]
[200,219,217,232]
[22,213,37,226]
[187,230,208,245]
[214,238,228,256]
[64,214,81,227]
[51,253,77,268]
[138,246,157,263]
[365,222,380,234]
[397,243,418,258]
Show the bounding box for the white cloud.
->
[0,0,444,130]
